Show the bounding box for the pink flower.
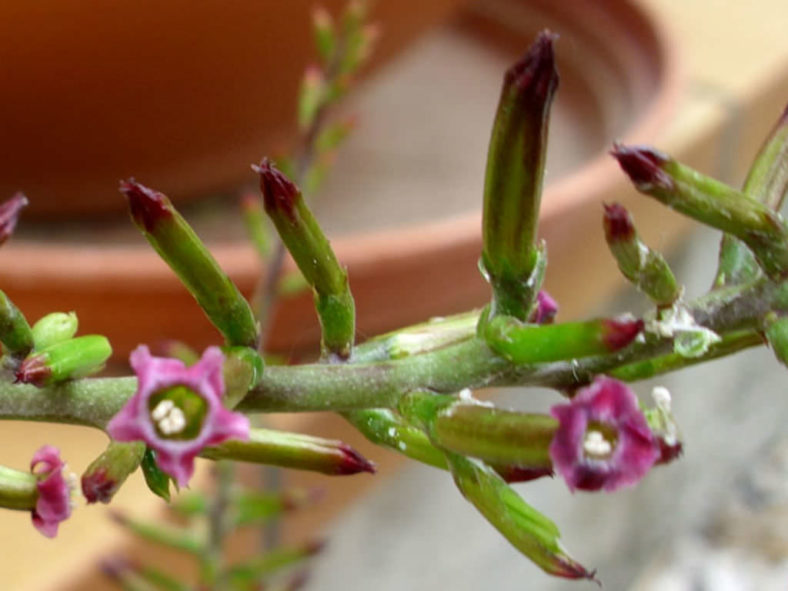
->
[31,445,72,538]
[549,377,659,492]
[107,346,249,487]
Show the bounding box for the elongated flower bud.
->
[446,451,594,579]
[743,102,788,210]
[433,404,556,469]
[201,428,375,476]
[81,441,145,504]
[31,312,78,351]
[255,159,355,360]
[482,31,558,320]
[15,335,111,386]
[715,103,788,287]
[483,312,643,364]
[121,180,260,349]
[0,289,34,359]
[312,6,336,64]
[0,192,27,247]
[612,144,788,279]
[603,203,680,306]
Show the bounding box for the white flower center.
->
[583,430,613,457]
[151,399,186,435]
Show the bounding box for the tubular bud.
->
[81,441,145,504]
[121,180,260,348]
[612,144,788,279]
[312,6,336,64]
[603,203,680,306]
[0,289,34,359]
[201,428,375,476]
[31,312,78,351]
[743,102,788,210]
[15,335,112,386]
[715,103,788,287]
[481,31,558,320]
[483,312,643,364]
[433,404,556,470]
[255,159,355,359]
[446,451,594,579]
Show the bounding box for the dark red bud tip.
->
[656,439,683,465]
[14,354,50,387]
[505,30,559,99]
[553,560,599,583]
[0,192,28,246]
[336,443,376,475]
[81,468,118,504]
[120,179,172,233]
[496,465,553,483]
[253,158,300,218]
[611,143,673,190]
[603,202,636,243]
[603,317,645,351]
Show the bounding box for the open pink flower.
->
[31,445,72,538]
[549,376,659,492]
[107,346,249,487]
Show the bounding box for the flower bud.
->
[15,335,112,386]
[481,31,558,320]
[121,180,260,349]
[255,159,355,360]
[201,428,375,476]
[312,6,336,64]
[31,312,78,351]
[446,451,594,579]
[0,289,34,359]
[483,312,643,364]
[613,144,788,279]
[81,441,145,504]
[603,203,680,306]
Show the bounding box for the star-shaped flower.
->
[107,346,249,487]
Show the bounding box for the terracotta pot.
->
[1,0,682,360]
[0,0,467,217]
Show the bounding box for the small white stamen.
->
[387,427,396,438]
[583,430,613,457]
[151,400,187,435]
[151,399,174,421]
[398,441,407,451]
[651,386,672,410]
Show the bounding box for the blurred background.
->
[0,0,787,588]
